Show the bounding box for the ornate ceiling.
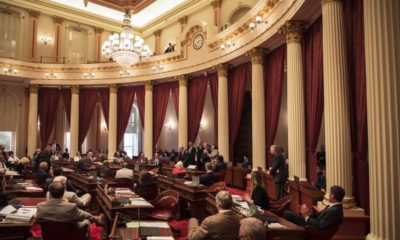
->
[84,0,155,12]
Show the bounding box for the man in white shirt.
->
[46,176,91,207]
[115,167,133,179]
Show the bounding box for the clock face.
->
[193,34,204,50]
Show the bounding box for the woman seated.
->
[172,161,186,177]
[245,171,270,210]
[134,171,158,201]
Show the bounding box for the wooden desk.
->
[0,221,34,240]
[299,184,324,208]
[225,167,233,186]
[161,165,205,178]
[4,179,45,198]
[288,180,300,211]
[118,223,173,240]
[205,193,305,240]
[231,167,251,190]
[265,173,277,201]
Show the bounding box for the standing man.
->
[316,145,326,168]
[268,145,287,200]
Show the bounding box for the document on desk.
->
[268,223,286,229]
[147,237,174,240]
[126,221,169,228]
[0,205,17,217]
[130,198,153,207]
[5,207,37,223]
[25,186,43,191]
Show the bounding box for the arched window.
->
[123,102,141,157]
[228,6,252,25]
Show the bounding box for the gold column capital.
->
[109,84,118,93]
[278,20,307,44]
[153,30,162,37]
[71,85,80,94]
[210,0,222,8]
[247,47,268,65]
[215,63,230,78]
[178,16,188,25]
[28,10,40,19]
[30,84,39,94]
[176,75,188,86]
[144,81,153,91]
[321,0,342,6]
[52,16,64,24]
[95,27,104,34]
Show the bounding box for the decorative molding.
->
[215,63,230,78]
[71,85,80,94]
[29,84,39,94]
[247,47,268,65]
[94,27,104,34]
[210,0,222,9]
[153,29,162,37]
[109,84,118,93]
[177,75,188,86]
[28,10,40,18]
[278,20,307,44]
[52,16,64,24]
[178,16,188,25]
[321,0,342,6]
[144,81,153,91]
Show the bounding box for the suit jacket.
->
[199,172,219,187]
[307,203,343,229]
[183,147,196,167]
[36,199,95,224]
[188,210,240,240]
[138,156,148,164]
[46,191,91,207]
[270,153,286,183]
[251,185,270,209]
[213,162,227,173]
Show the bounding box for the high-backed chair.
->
[269,194,292,216]
[304,224,340,240]
[148,190,179,221]
[205,181,226,193]
[40,221,89,240]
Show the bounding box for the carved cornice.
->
[247,47,268,65]
[278,20,307,44]
[30,84,39,94]
[210,0,222,9]
[28,10,40,19]
[176,75,188,86]
[215,63,230,78]
[94,27,104,34]
[109,84,118,94]
[321,0,342,6]
[153,29,162,37]
[52,16,64,24]
[144,81,153,91]
[178,16,188,25]
[71,85,80,94]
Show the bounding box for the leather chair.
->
[217,169,226,181]
[113,178,133,190]
[148,190,179,221]
[304,224,340,240]
[40,221,89,240]
[269,195,292,216]
[205,181,226,193]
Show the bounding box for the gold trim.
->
[278,20,307,44]
[30,84,39,94]
[247,47,268,65]
[144,81,153,91]
[215,63,230,78]
[109,84,118,93]
[52,16,64,24]
[178,16,188,25]
[321,0,342,6]
[153,29,162,37]
[71,85,80,94]
[210,0,222,9]
[176,75,188,86]
[94,27,104,34]
[28,10,40,18]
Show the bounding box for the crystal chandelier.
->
[102,8,152,68]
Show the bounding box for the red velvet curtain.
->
[117,86,136,147]
[153,82,172,148]
[264,45,286,167]
[98,88,109,127]
[78,88,99,150]
[188,76,208,142]
[135,86,145,127]
[171,81,179,119]
[228,62,251,161]
[303,17,324,182]
[345,0,369,213]
[209,73,218,117]
[38,88,60,149]
[61,88,71,126]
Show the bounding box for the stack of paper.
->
[126,221,169,228]
[130,198,153,207]
[4,207,37,223]
[115,188,135,198]
[0,205,17,217]
[25,186,43,191]
[268,223,286,229]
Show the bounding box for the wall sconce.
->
[220,40,235,51]
[40,36,52,45]
[3,67,18,75]
[152,65,164,72]
[249,16,267,30]
[120,69,131,76]
[83,71,95,78]
[45,71,57,79]
[164,120,175,130]
[199,119,207,129]
[101,123,108,132]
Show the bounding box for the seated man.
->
[239,217,266,240]
[46,176,91,207]
[115,166,133,179]
[35,162,51,187]
[200,162,219,187]
[212,155,227,173]
[188,191,240,240]
[283,185,345,229]
[37,182,104,238]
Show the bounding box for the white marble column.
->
[279,21,307,180]
[70,86,79,157]
[144,81,153,158]
[216,63,229,161]
[177,75,188,149]
[107,84,117,160]
[321,0,355,208]
[363,0,400,239]
[153,30,162,55]
[27,85,38,156]
[247,48,266,170]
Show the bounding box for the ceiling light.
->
[45,71,57,79]
[119,69,131,76]
[3,67,18,75]
[249,16,267,31]
[220,40,235,51]
[101,8,152,68]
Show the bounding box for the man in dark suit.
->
[213,155,227,173]
[268,145,286,200]
[183,142,196,167]
[200,162,219,186]
[283,185,345,229]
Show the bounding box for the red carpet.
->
[169,219,189,240]
[226,186,247,198]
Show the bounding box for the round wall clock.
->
[193,33,204,50]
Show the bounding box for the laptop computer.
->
[248,203,278,223]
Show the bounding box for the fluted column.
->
[70,86,79,157]
[279,21,307,180]
[144,81,153,158]
[321,0,354,208]
[177,75,188,149]
[52,16,63,63]
[153,30,162,55]
[108,84,118,160]
[28,10,40,61]
[216,64,229,161]
[178,16,188,33]
[364,0,400,239]
[27,85,38,156]
[94,27,103,62]
[247,48,266,170]
[211,0,222,28]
